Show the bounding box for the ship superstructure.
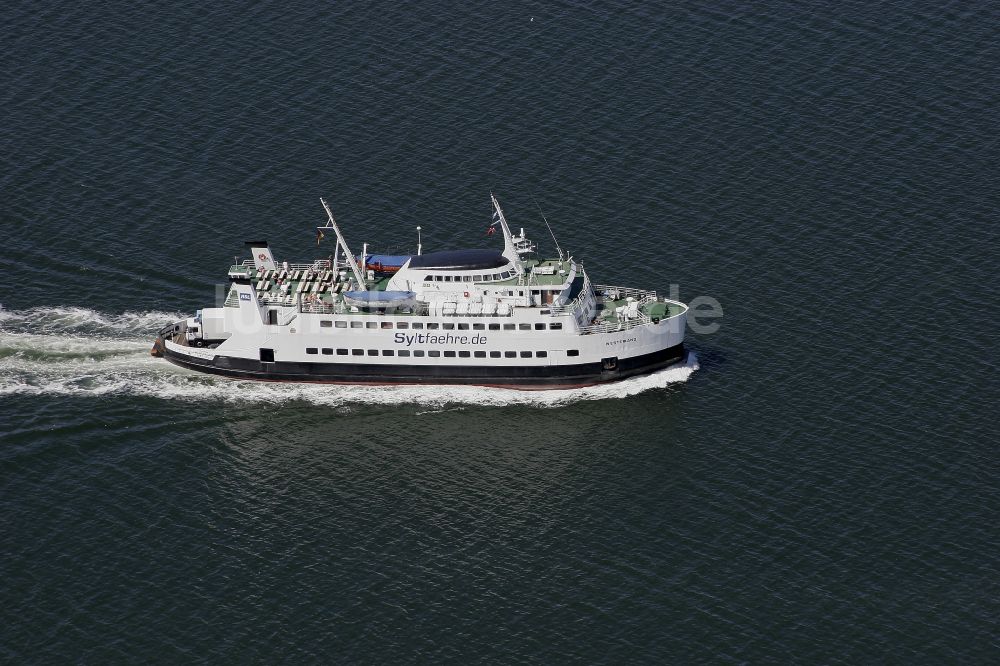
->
[152,195,688,389]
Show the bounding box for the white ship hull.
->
[157,306,687,389]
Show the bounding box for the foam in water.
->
[0,304,186,340]
[0,305,698,407]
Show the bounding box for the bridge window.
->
[434,275,443,282]
[474,275,483,281]
[463,275,472,282]
[424,275,433,281]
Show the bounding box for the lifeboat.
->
[360,254,411,274]
[342,290,417,309]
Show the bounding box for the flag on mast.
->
[316,227,325,245]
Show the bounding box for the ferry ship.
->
[151,195,689,389]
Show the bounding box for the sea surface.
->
[2,0,998,662]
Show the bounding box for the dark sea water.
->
[2,0,998,662]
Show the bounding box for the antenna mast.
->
[532,195,564,262]
[320,198,367,288]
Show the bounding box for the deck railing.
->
[228,259,333,275]
[593,284,657,301]
[297,301,522,318]
[573,285,667,334]
[299,301,437,317]
[577,312,652,335]
[548,269,593,316]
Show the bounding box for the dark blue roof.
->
[407,249,509,270]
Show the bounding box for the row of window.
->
[304,348,581,359]
[319,320,562,331]
[424,271,513,282]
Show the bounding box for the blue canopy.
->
[361,254,411,268]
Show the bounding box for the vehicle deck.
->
[225,258,684,331]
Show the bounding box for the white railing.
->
[593,284,657,301]
[299,301,343,315]
[573,285,663,334]
[298,301,434,316]
[549,269,593,315]
[228,259,332,275]
[577,312,651,335]
[296,301,528,318]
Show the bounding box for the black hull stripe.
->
[162,344,685,389]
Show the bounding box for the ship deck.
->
[229,257,572,287]
[225,258,685,332]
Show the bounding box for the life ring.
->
[258,253,267,262]
[463,291,469,298]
